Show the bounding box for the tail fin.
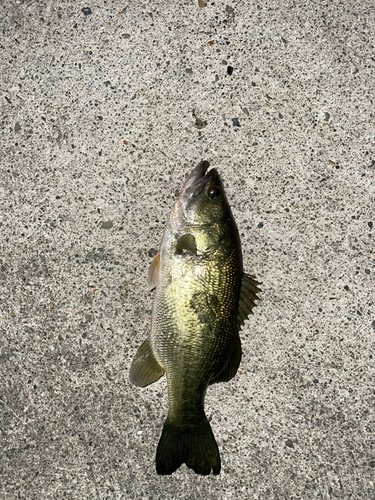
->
[156,418,221,476]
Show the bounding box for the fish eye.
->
[208,186,221,199]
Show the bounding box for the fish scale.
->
[129,160,261,475]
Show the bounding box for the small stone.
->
[368,222,373,229]
[232,118,240,127]
[185,68,193,74]
[227,66,233,75]
[257,222,264,228]
[285,439,294,449]
[148,248,158,257]
[278,112,284,119]
[82,7,92,16]
[226,5,235,17]
[85,313,93,323]
[102,221,113,229]
[198,0,207,7]
[324,112,330,121]
[122,34,130,39]
[14,122,21,132]
[365,269,370,275]
[194,117,207,129]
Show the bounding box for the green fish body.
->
[130,161,260,475]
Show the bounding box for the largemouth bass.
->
[129,160,260,475]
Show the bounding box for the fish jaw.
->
[170,160,209,232]
[170,160,222,233]
[180,160,210,192]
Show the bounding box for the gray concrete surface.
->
[0,0,374,498]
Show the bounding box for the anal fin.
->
[129,338,165,387]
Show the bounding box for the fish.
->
[129,160,261,475]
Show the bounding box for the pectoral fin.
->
[237,273,261,331]
[209,332,242,384]
[148,251,161,291]
[129,338,165,387]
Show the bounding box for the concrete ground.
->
[1,1,374,498]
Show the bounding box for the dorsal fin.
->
[210,273,261,386]
[148,251,160,291]
[209,332,242,385]
[237,273,261,331]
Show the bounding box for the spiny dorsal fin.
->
[129,338,165,387]
[237,273,261,331]
[209,332,242,385]
[148,251,160,291]
[210,274,261,385]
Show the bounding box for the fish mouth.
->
[171,160,219,231]
[181,160,216,195]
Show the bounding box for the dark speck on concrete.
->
[195,116,207,129]
[101,221,113,229]
[227,66,233,76]
[368,222,373,229]
[364,269,370,274]
[185,68,193,74]
[15,122,21,132]
[258,222,264,228]
[285,439,294,448]
[148,248,158,257]
[82,7,92,16]
[232,118,240,127]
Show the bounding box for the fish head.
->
[171,161,232,231]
